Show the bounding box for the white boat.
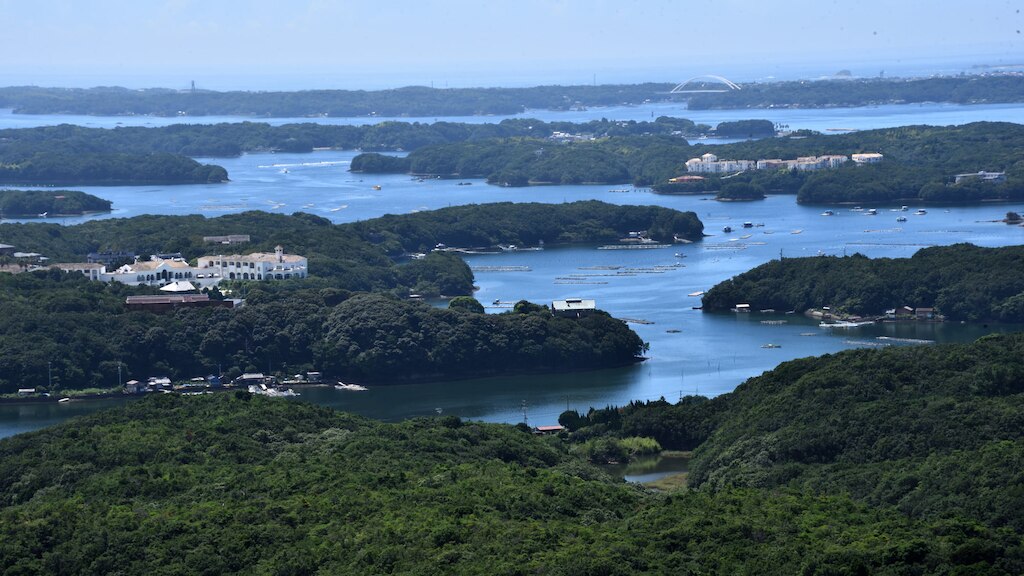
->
[248,384,299,397]
[915,209,927,215]
[688,291,704,297]
[896,216,907,222]
[866,208,877,215]
[821,210,834,216]
[335,382,369,391]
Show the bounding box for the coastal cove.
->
[2,102,1024,437]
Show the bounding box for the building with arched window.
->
[52,246,307,288]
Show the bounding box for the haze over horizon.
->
[1,0,1021,90]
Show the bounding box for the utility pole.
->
[521,400,529,426]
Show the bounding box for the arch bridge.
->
[669,75,742,94]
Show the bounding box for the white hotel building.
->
[54,245,307,288]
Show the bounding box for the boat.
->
[372,185,382,190]
[915,209,927,215]
[58,397,71,403]
[688,291,704,297]
[742,222,754,228]
[821,210,834,216]
[335,382,368,391]
[790,229,803,234]
[722,226,733,233]
[896,216,907,222]
[866,208,877,215]
[498,244,519,251]
[674,253,686,258]
[761,343,782,349]
[247,384,299,397]
[900,205,909,211]
[851,206,863,212]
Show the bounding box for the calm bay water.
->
[2,103,1024,437]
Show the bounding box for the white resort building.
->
[684,152,881,174]
[196,245,308,281]
[53,245,307,288]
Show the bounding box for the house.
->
[915,307,935,320]
[233,373,275,387]
[203,234,251,245]
[0,243,15,255]
[17,388,36,396]
[534,425,564,435]
[954,171,1006,184]
[87,250,137,265]
[52,262,106,281]
[552,298,596,318]
[851,153,884,164]
[125,294,235,312]
[123,380,145,394]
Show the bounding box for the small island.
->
[700,244,1024,322]
[0,189,111,217]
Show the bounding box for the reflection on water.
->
[605,453,691,484]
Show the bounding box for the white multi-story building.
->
[197,245,308,281]
[688,153,859,174]
[53,245,307,288]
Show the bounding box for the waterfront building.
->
[552,298,596,318]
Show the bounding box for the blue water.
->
[2,102,1024,437]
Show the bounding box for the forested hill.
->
[0,202,695,391]
[701,243,1024,321]
[2,75,1022,117]
[2,391,1022,573]
[562,331,1024,555]
[352,122,1024,203]
[687,74,1024,109]
[0,83,674,117]
[0,189,110,216]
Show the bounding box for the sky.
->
[1,0,1021,90]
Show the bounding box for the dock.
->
[470,266,532,272]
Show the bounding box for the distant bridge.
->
[669,75,742,94]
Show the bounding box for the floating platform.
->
[597,244,671,250]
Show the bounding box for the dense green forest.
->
[0,200,701,265]
[0,189,110,216]
[688,74,1024,109]
[1,392,1021,574]
[0,272,643,393]
[0,116,703,157]
[2,75,1021,118]
[0,202,694,392]
[354,122,1024,202]
[0,150,227,186]
[564,332,1024,546]
[348,200,704,254]
[701,243,1024,321]
[0,83,676,117]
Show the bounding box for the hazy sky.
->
[2,0,1021,89]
